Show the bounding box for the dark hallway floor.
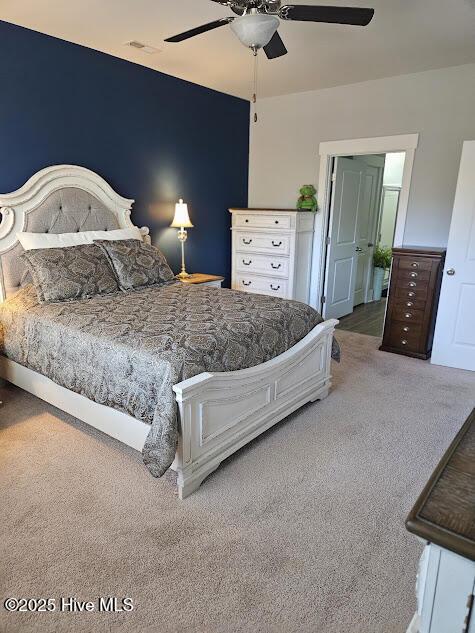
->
[337,298,387,337]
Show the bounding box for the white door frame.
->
[309,133,419,310]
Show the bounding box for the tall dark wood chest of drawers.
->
[380,247,446,360]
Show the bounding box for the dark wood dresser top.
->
[406,409,475,561]
[392,246,447,256]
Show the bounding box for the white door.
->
[432,141,475,371]
[353,163,382,306]
[323,157,362,319]
[324,157,382,318]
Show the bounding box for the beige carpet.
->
[1,330,474,633]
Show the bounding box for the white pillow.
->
[17,226,143,251]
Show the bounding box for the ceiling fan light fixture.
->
[230,13,280,49]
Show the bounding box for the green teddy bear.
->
[297,185,318,212]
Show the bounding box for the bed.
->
[0,165,338,498]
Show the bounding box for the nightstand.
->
[178,273,224,288]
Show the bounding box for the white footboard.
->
[172,318,338,499]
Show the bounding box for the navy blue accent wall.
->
[0,20,249,283]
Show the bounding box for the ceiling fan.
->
[165,1,375,59]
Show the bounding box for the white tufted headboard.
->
[0,165,150,300]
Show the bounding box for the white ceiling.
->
[2,0,475,99]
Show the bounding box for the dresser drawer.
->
[234,213,292,230]
[394,297,427,311]
[234,274,288,298]
[397,257,434,272]
[387,319,423,338]
[236,253,289,278]
[397,278,429,292]
[397,269,431,282]
[392,306,426,324]
[386,328,422,353]
[234,231,291,256]
[395,286,428,301]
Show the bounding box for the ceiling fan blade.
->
[165,17,234,43]
[279,5,374,26]
[264,31,288,59]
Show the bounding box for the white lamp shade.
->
[171,199,193,228]
[230,14,279,49]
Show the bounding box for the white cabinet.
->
[408,544,475,633]
[229,208,315,303]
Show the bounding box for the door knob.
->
[446,268,455,276]
[355,246,363,252]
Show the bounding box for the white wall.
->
[379,153,404,248]
[379,189,400,248]
[249,63,475,247]
[383,153,405,187]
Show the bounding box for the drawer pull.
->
[245,219,249,223]
[270,284,281,291]
[406,301,414,307]
[271,263,281,269]
[405,313,412,319]
[274,220,279,225]
[408,291,415,297]
[408,282,417,287]
[272,240,283,247]
[242,238,252,245]
[411,262,419,268]
[410,272,418,278]
[402,326,409,332]
[401,339,408,345]
[242,259,252,266]
[242,280,252,286]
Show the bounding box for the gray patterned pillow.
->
[21,244,119,303]
[95,239,174,290]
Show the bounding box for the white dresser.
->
[229,208,315,303]
[408,544,475,633]
[406,409,475,633]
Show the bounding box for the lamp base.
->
[176,270,192,280]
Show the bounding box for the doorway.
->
[323,151,405,336]
[309,134,419,319]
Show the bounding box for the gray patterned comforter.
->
[0,283,339,476]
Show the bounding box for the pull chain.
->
[252,47,259,123]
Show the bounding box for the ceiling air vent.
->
[125,41,161,54]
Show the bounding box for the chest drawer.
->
[234,231,291,256]
[386,328,422,353]
[384,318,424,354]
[397,257,434,272]
[396,286,428,301]
[388,320,423,339]
[392,305,426,325]
[397,278,429,292]
[394,297,427,311]
[236,253,289,278]
[397,268,431,282]
[234,273,288,299]
[233,213,292,230]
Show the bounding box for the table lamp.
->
[170,199,193,279]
